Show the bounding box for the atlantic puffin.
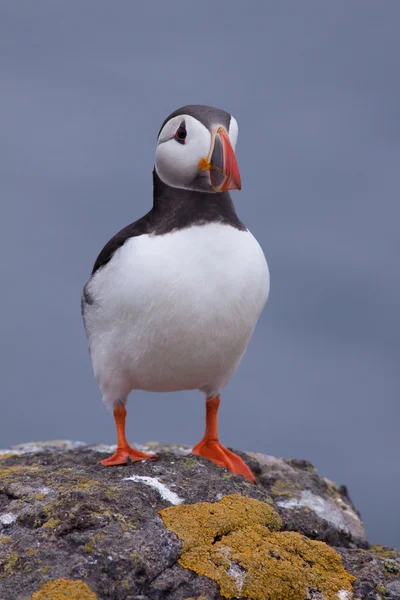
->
[81,105,269,483]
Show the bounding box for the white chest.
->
[85,223,269,398]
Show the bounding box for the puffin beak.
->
[199,127,241,192]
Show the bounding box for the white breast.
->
[84,223,269,406]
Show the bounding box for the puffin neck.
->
[151,170,246,233]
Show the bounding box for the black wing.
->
[91,211,154,275]
[81,211,154,317]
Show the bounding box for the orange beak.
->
[200,127,241,192]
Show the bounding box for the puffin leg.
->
[101,402,156,466]
[192,396,255,484]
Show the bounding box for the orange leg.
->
[192,396,255,484]
[101,403,156,466]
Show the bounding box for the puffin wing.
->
[81,211,153,315]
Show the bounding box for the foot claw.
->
[192,440,255,483]
[100,447,156,467]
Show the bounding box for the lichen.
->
[42,517,60,529]
[180,456,200,469]
[0,465,40,480]
[75,477,100,491]
[84,541,94,553]
[0,462,98,494]
[160,494,355,600]
[271,479,299,498]
[0,453,15,460]
[0,551,19,579]
[31,493,46,500]
[371,544,398,560]
[0,536,12,544]
[30,578,97,599]
[381,558,400,574]
[161,494,282,552]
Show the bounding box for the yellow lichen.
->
[0,453,14,460]
[161,494,282,552]
[371,544,397,560]
[271,479,299,498]
[40,565,51,574]
[180,457,200,469]
[0,536,12,544]
[0,551,19,579]
[0,465,40,480]
[42,518,60,529]
[160,494,355,600]
[31,493,46,500]
[84,541,94,553]
[30,578,97,599]
[75,478,100,491]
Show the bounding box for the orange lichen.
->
[160,494,355,600]
[30,578,97,599]
[161,494,282,552]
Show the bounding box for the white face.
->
[155,114,238,192]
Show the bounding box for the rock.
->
[0,441,398,600]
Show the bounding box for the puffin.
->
[81,104,269,483]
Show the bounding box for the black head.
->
[155,104,241,193]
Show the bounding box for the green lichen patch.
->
[0,462,99,493]
[160,494,355,600]
[180,456,201,470]
[30,578,97,599]
[271,479,300,498]
[371,544,398,560]
[42,518,60,529]
[0,536,12,544]
[0,551,19,579]
[0,465,41,480]
[84,540,94,553]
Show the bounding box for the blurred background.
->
[1,1,399,546]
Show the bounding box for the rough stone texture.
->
[0,441,398,600]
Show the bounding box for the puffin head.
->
[155,105,241,194]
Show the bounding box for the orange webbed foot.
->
[192,439,255,484]
[100,446,157,467]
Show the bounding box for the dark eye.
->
[174,121,187,144]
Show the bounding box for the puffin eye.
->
[174,121,187,144]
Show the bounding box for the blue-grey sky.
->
[1,1,399,546]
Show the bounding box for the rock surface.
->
[0,441,398,600]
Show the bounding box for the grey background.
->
[1,1,399,546]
